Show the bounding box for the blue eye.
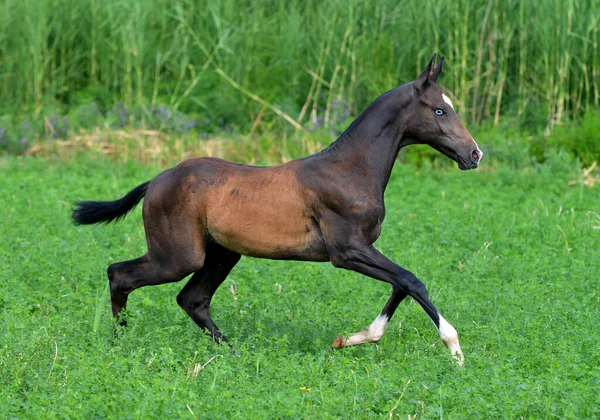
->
[434,108,445,116]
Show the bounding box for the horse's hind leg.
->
[176,243,241,343]
[108,253,201,326]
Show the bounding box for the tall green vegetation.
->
[0,0,598,133]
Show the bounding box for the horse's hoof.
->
[331,335,346,349]
[112,327,126,339]
[453,351,465,367]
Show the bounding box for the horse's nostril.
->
[472,150,481,160]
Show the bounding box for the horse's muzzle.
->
[458,149,483,170]
[470,148,483,167]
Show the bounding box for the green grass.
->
[1,152,599,418]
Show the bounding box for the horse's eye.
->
[434,108,445,116]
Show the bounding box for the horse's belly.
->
[206,200,328,261]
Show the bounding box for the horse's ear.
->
[415,54,437,92]
[430,56,444,83]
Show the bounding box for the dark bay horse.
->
[73,55,482,365]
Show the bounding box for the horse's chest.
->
[351,199,385,224]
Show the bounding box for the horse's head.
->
[404,54,482,170]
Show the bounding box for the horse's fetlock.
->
[369,330,385,342]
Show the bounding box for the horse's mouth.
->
[456,156,478,170]
[431,144,477,170]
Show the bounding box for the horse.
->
[72,54,482,365]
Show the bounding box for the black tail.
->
[72,181,150,225]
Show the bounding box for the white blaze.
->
[441,92,482,158]
[442,93,454,110]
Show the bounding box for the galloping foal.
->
[73,55,482,365]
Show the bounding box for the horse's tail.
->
[72,181,150,225]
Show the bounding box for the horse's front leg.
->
[328,242,464,365]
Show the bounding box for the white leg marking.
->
[438,314,464,366]
[441,93,455,110]
[333,312,465,367]
[366,313,389,342]
[333,314,389,348]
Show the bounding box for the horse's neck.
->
[322,97,409,194]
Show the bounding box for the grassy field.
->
[1,152,598,418]
[2,0,598,416]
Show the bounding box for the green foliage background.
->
[1,0,599,130]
